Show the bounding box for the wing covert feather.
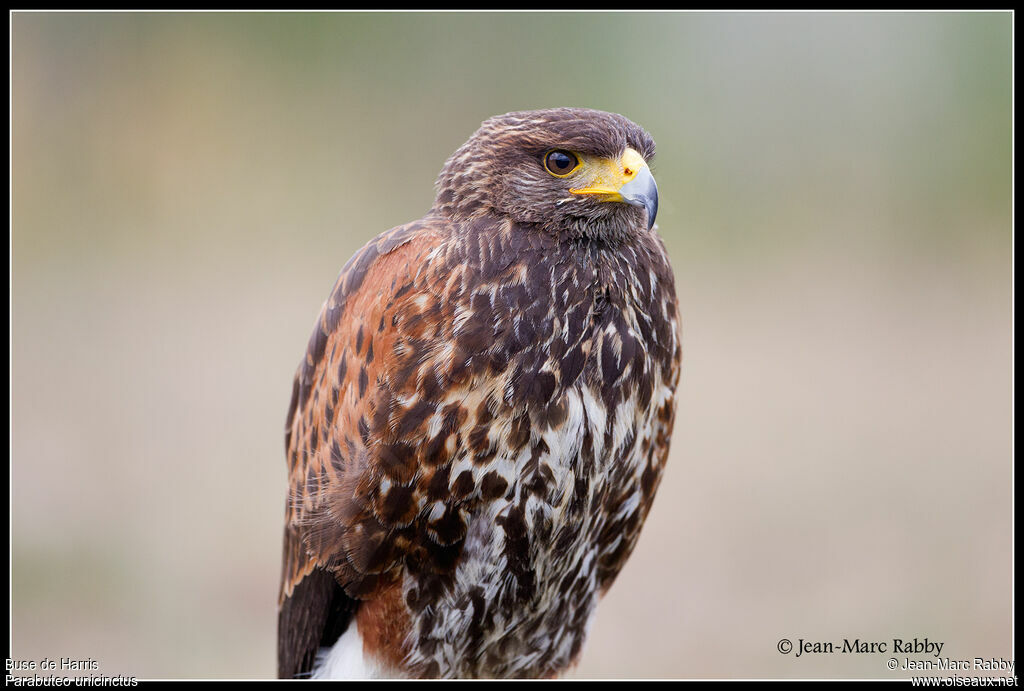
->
[278,219,453,676]
[281,219,444,602]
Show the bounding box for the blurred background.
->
[11,11,1011,680]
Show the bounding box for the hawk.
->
[278,107,681,679]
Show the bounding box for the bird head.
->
[434,108,658,239]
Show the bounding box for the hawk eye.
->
[544,150,580,177]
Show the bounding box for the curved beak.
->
[569,148,659,230]
[618,165,659,231]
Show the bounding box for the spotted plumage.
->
[278,108,681,679]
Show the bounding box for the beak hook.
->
[618,166,659,230]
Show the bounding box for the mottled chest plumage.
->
[386,222,679,678]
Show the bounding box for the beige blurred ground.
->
[11,11,1011,680]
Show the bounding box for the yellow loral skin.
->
[569,148,648,202]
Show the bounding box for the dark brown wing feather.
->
[277,562,354,678]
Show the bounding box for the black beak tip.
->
[645,197,658,231]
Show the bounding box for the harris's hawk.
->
[279,108,681,679]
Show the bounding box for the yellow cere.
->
[569,147,647,201]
